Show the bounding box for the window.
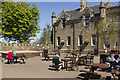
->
[78,35,83,46]
[107,42,110,49]
[57,37,60,46]
[85,19,89,26]
[91,35,96,46]
[62,19,66,28]
[114,42,117,48]
[85,16,90,26]
[104,42,110,49]
[67,36,71,46]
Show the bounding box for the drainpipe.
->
[54,25,56,50]
[73,20,76,54]
[97,24,99,55]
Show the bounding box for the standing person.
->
[53,53,63,71]
[0,53,3,62]
[12,51,16,63]
[7,50,13,64]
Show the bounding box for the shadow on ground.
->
[76,73,101,80]
[5,61,25,64]
[41,59,52,61]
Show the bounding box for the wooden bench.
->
[80,70,98,75]
[44,53,54,60]
[84,66,91,69]
[111,69,120,79]
[79,70,101,79]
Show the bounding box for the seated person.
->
[0,53,3,62]
[107,53,117,70]
[12,51,16,63]
[53,53,63,71]
[7,50,13,64]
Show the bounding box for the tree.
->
[34,24,52,44]
[97,17,118,49]
[2,2,40,43]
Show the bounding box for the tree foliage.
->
[2,2,40,43]
[97,17,118,48]
[34,24,52,44]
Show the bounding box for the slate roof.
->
[56,2,113,21]
[65,5,100,20]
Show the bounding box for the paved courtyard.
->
[1,54,117,79]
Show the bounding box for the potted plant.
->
[84,40,89,44]
[111,48,118,53]
[61,40,64,45]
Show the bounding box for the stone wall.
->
[0,43,53,51]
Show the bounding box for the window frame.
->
[57,36,60,46]
[91,35,96,46]
[67,36,71,46]
[78,35,83,46]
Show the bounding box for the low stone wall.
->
[0,43,53,51]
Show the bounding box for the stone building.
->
[51,0,120,52]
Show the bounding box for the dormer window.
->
[85,16,90,26]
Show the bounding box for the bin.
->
[43,49,48,57]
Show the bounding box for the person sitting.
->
[107,53,117,71]
[12,51,16,63]
[0,53,3,62]
[53,53,63,71]
[7,50,13,64]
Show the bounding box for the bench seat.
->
[84,66,91,69]
[80,70,98,75]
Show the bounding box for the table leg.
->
[83,59,84,64]
[86,59,87,63]
[90,59,91,63]
[63,61,67,70]
[65,61,68,70]
[90,67,97,72]
[119,74,120,80]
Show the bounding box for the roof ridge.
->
[66,8,80,12]
[65,4,100,13]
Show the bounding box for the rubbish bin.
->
[43,49,48,57]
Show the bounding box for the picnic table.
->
[44,53,55,60]
[78,56,94,64]
[85,63,109,72]
[111,69,120,79]
[2,53,26,64]
[79,63,109,79]
[61,58,75,70]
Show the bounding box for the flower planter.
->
[84,40,89,44]
[61,42,64,45]
[61,40,64,45]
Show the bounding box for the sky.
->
[1,0,119,43]
[12,0,120,2]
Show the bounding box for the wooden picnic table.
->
[44,53,55,60]
[2,53,26,63]
[111,69,120,79]
[78,56,94,64]
[61,58,74,70]
[85,63,109,72]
